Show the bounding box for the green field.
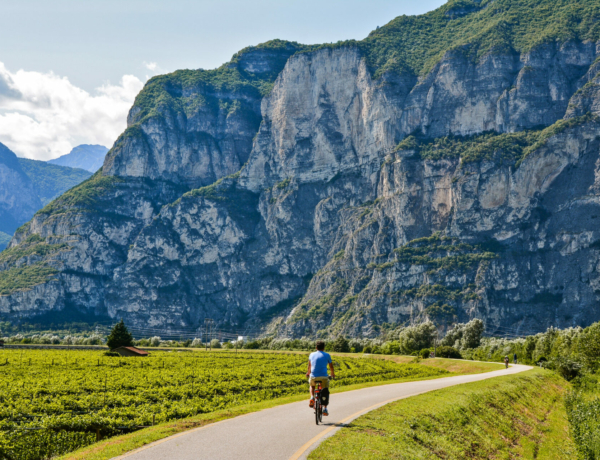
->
[309,368,574,460]
[0,349,446,460]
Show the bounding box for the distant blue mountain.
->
[48,144,108,172]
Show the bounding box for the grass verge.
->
[309,368,575,460]
[59,358,493,460]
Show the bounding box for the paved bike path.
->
[117,364,532,460]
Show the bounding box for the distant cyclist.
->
[504,356,509,368]
[513,353,518,364]
[306,340,335,416]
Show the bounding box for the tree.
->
[106,320,134,350]
[332,336,350,353]
[441,319,484,350]
[397,322,437,354]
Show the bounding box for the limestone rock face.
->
[6,36,600,337]
[102,90,262,188]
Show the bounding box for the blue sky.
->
[0,0,446,160]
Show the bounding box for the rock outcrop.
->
[4,1,600,337]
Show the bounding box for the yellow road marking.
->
[288,390,431,460]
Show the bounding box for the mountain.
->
[3,0,600,337]
[47,144,108,172]
[0,143,42,235]
[17,159,92,206]
[0,232,11,252]
[0,143,92,250]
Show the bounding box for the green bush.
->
[544,357,583,381]
[420,348,431,359]
[435,346,462,359]
[243,340,260,349]
[210,339,222,349]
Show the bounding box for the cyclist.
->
[306,340,335,416]
[504,356,509,368]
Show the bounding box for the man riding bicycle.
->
[306,340,335,416]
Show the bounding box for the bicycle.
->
[314,380,324,425]
[313,377,331,425]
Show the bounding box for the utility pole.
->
[433,330,438,358]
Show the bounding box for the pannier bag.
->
[320,387,330,406]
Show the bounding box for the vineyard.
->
[0,349,445,460]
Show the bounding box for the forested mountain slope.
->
[3,0,600,337]
[17,159,92,206]
[0,144,41,236]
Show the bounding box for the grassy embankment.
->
[310,368,574,460]
[59,356,498,460]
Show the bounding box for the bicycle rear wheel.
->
[318,405,323,423]
[315,399,320,425]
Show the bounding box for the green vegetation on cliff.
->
[394,113,600,165]
[0,234,68,267]
[0,234,67,295]
[0,262,58,295]
[359,0,600,78]
[128,40,308,127]
[36,171,124,216]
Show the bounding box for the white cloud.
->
[0,62,144,160]
[144,61,158,71]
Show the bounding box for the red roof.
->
[116,346,149,355]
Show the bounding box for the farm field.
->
[0,349,446,460]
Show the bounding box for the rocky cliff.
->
[3,0,600,337]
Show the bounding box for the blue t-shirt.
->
[309,351,332,378]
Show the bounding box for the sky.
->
[0,0,446,161]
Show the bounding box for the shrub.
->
[545,357,583,381]
[244,340,260,349]
[420,348,431,359]
[210,339,222,349]
[435,346,462,359]
[381,341,401,355]
[103,351,120,357]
